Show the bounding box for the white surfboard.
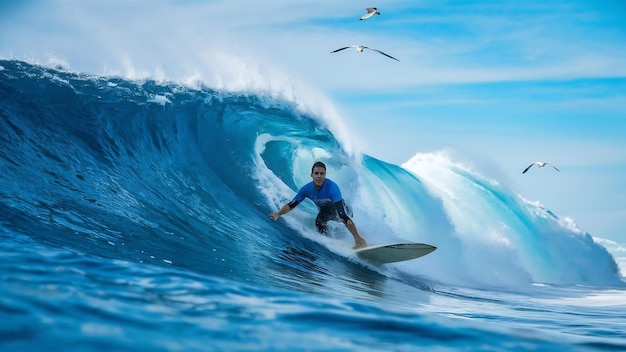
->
[354,243,436,264]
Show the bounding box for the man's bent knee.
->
[316,219,328,235]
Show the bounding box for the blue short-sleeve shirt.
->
[293,179,342,209]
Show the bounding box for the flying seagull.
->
[331,45,399,61]
[522,162,561,174]
[360,7,380,20]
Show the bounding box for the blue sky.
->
[1,0,625,242]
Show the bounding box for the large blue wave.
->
[1,59,622,294]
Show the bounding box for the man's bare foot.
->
[353,238,367,249]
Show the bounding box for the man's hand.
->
[269,212,280,220]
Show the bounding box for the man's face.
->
[311,166,326,189]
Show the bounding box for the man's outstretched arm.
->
[269,200,299,220]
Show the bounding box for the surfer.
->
[269,161,368,249]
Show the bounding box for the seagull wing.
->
[522,163,536,174]
[360,7,378,20]
[330,46,354,53]
[365,47,400,61]
[549,164,561,172]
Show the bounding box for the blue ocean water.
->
[1,59,625,351]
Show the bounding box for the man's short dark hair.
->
[312,161,326,172]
